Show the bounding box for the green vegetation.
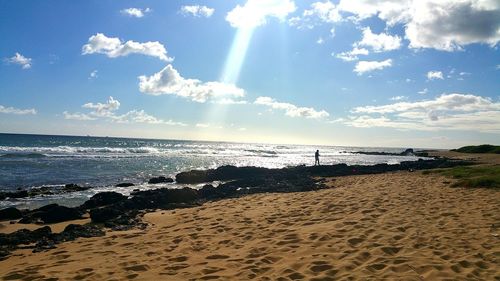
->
[424,165,500,188]
[451,144,500,154]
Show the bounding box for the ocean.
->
[0,133,428,209]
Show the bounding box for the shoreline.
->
[0,158,474,257]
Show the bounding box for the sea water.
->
[0,133,428,208]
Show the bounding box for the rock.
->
[82,192,127,209]
[90,207,122,223]
[116,183,135,187]
[148,176,174,184]
[401,148,414,156]
[63,184,89,192]
[175,165,271,184]
[61,224,105,239]
[19,204,83,224]
[4,190,29,199]
[0,207,22,221]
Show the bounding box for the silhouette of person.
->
[315,150,320,166]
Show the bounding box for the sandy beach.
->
[1,170,498,280]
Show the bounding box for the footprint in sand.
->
[206,254,230,260]
[347,237,364,246]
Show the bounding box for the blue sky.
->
[1,0,499,148]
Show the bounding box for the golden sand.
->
[1,171,499,280]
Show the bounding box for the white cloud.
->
[346,93,500,132]
[4,52,32,69]
[353,93,500,114]
[226,0,296,28]
[356,27,402,52]
[390,96,407,101]
[405,0,500,51]
[82,33,172,62]
[180,5,214,18]
[63,97,185,126]
[120,8,151,18]
[418,88,429,95]
[0,105,36,115]
[354,59,392,75]
[334,47,369,61]
[316,37,324,44]
[63,111,96,121]
[290,1,342,29]
[296,0,500,51]
[113,110,187,126]
[138,64,246,103]
[254,96,329,119]
[89,70,98,80]
[82,96,120,117]
[427,70,444,80]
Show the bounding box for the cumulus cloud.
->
[254,97,329,119]
[4,52,32,69]
[63,97,185,126]
[405,0,500,51]
[427,70,444,80]
[356,27,402,52]
[82,33,172,62]
[354,59,392,75]
[334,47,369,61]
[120,8,151,18]
[0,105,36,115]
[226,0,296,28]
[82,96,120,117]
[346,93,500,132]
[180,5,214,18]
[289,1,341,29]
[294,0,500,51]
[138,64,246,103]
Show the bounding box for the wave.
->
[0,152,47,158]
[0,146,162,156]
[244,149,278,155]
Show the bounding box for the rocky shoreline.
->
[0,158,472,259]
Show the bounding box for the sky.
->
[0,0,499,149]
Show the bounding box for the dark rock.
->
[401,148,414,156]
[61,224,105,239]
[176,165,271,184]
[82,192,127,209]
[148,176,174,184]
[90,207,122,223]
[63,184,89,192]
[0,207,22,221]
[1,190,29,199]
[116,183,135,187]
[19,204,83,224]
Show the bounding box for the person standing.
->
[315,150,320,166]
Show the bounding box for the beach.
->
[1,170,498,280]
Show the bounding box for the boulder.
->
[63,184,89,192]
[148,176,174,184]
[90,207,122,223]
[0,207,22,221]
[18,204,82,224]
[82,192,127,209]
